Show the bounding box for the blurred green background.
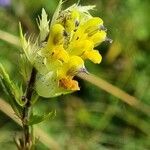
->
[0,0,150,149]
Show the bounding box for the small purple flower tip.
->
[0,0,11,7]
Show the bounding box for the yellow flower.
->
[57,56,85,90]
[20,1,111,98]
[58,56,85,78]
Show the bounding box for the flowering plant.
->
[0,0,111,149]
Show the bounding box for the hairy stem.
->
[22,67,37,149]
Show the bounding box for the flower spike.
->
[20,1,112,98]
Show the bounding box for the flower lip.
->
[100,25,107,31]
[59,77,80,91]
[78,67,89,74]
[105,37,113,43]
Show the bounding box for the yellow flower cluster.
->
[20,2,111,98]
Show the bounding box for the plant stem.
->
[22,67,37,149]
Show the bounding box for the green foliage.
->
[50,0,63,28]
[28,110,56,125]
[19,54,32,83]
[0,64,24,108]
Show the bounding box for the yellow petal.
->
[59,77,80,91]
[58,56,84,79]
[67,56,84,72]
[89,30,106,46]
[64,9,80,32]
[46,24,65,49]
[52,45,69,62]
[69,40,93,56]
[83,50,102,64]
[82,17,103,35]
[72,17,104,42]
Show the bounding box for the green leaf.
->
[28,110,56,125]
[0,78,21,117]
[0,64,25,107]
[31,91,39,105]
[19,54,32,82]
[50,0,63,28]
